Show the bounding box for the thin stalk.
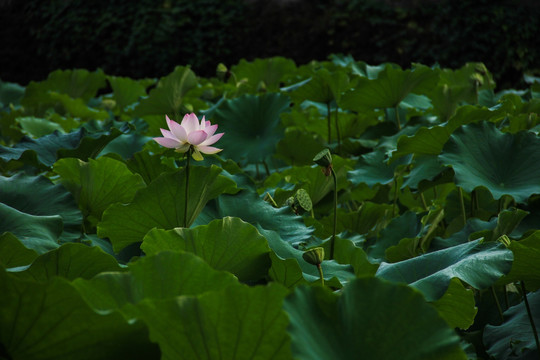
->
[420,192,428,211]
[183,148,192,228]
[334,105,341,153]
[316,264,325,287]
[491,286,504,324]
[458,187,467,227]
[521,281,540,355]
[330,167,338,260]
[504,285,509,310]
[392,178,399,217]
[395,105,402,130]
[327,102,332,144]
[262,160,270,177]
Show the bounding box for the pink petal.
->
[166,115,180,131]
[187,130,208,145]
[153,137,180,148]
[181,113,200,134]
[160,128,176,139]
[197,145,222,154]
[200,132,224,146]
[167,122,187,142]
[204,124,218,137]
[200,116,206,129]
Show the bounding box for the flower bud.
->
[216,63,228,81]
[303,247,325,266]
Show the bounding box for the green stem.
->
[317,264,325,287]
[327,102,332,144]
[521,281,540,356]
[392,177,399,217]
[330,167,338,260]
[395,105,402,130]
[262,160,270,177]
[334,105,341,153]
[458,187,467,227]
[420,192,428,211]
[184,148,191,228]
[491,286,504,324]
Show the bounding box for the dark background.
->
[1,0,539,89]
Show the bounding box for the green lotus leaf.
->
[341,64,438,111]
[133,66,197,118]
[48,92,109,120]
[283,277,466,360]
[0,233,38,268]
[142,217,271,282]
[330,237,379,277]
[261,227,355,288]
[126,150,175,185]
[17,116,65,137]
[291,68,350,104]
[232,57,297,92]
[107,75,148,111]
[133,283,291,360]
[97,165,237,252]
[484,290,540,360]
[498,231,540,290]
[0,173,82,249]
[274,128,326,166]
[0,270,158,360]
[10,243,122,282]
[376,239,513,301]
[54,157,146,227]
[212,93,290,164]
[348,150,412,187]
[470,208,528,243]
[0,79,24,108]
[392,105,502,159]
[0,125,127,168]
[439,121,540,203]
[73,251,238,315]
[366,211,422,263]
[402,155,446,189]
[431,277,477,330]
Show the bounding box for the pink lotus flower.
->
[153,113,224,161]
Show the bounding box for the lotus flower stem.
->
[330,167,338,260]
[334,106,341,153]
[458,187,467,227]
[490,286,504,324]
[420,193,428,211]
[395,105,402,130]
[326,102,332,144]
[520,281,540,355]
[183,148,191,228]
[317,264,325,287]
[392,178,399,217]
[262,160,270,176]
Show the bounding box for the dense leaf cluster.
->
[1,57,540,359]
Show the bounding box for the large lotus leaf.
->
[54,157,146,226]
[16,116,65,137]
[97,165,237,252]
[232,57,297,92]
[432,277,478,330]
[376,239,513,301]
[274,129,326,166]
[331,237,379,277]
[73,251,238,315]
[132,66,197,117]
[439,121,540,203]
[349,150,412,187]
[366,211,422,263]
[0,173,82,247]
[212,93,290,164]
[126,151,175,185]
[10,243,122,282]
[283,277,466,360]
[402,155,446,189]
[200,188,313,247]
[21,69,106,105]
[498,231,540,290]
[133,283,291,360]
[142,217,270,282]
[0,203,63,253]
[107,75,148,111]
[470,208,529,243]
[0,125,126,168]
[0,270,158,360]
[291,68,350,104]
[392,105,503,159]
[0,233,38,268]
[484,290,540,360]
[0,80,24,108]
[341,64,438,110]
[48,92,109,120]
[260,227,355,288]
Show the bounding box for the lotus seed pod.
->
[257,81,267,92]
[216,63,228,80]
[470,73,484,87]
[475,63,488,76]
[294,188,313,212]
[313,148,332,168]
[101,99,116,110]
[302,247,325,266]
